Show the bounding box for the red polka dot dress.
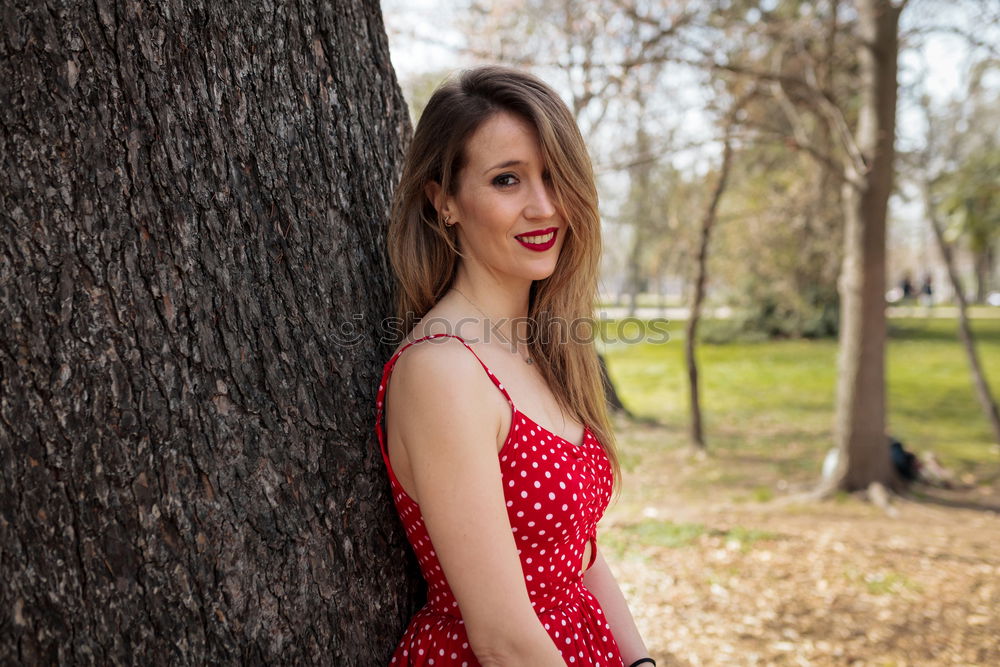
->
[375,333,623,666]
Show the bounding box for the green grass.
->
[602,519,782,559]
[722,524,781,545]
[843,566,925,595]
[616,520,709,549]
[603,316,1000,484]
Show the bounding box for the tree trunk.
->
[0,1,417,663]
[923,192,1000,445]
[685,121,737,451]
[625,228,644,318]
[598,353,631,417]
[824,0,905,494]
[974,247,991,304]
[624,123,655,319]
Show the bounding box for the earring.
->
[444,215,456,227]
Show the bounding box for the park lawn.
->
[601,316,1000,496]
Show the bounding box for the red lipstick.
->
[515,227,558,252]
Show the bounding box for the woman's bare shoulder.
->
[386,334,505,465]
[385,307,501,416]
[387,333,489,409]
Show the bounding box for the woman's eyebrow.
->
[482,159,526,175]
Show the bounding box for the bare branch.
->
[769,47,815,153]
[901,24,1000,59]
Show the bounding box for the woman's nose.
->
[525,178,556,219]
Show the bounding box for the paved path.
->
[594,305,1000,320]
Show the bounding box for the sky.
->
[381,0,461,82]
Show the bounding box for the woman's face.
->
[434,111,566,287]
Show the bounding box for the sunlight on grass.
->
[719,525,782,551]
[745,486,774,502]
[603,519,782,559]
[843,566,925,595]
[617,449,644,474]
[610,520,708,550]
[603,520,705,560]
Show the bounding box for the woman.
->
[375,66,652,667]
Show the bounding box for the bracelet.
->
[629,660,655,667]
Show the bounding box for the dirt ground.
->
[603,422,1000,667]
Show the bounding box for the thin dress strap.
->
[375,333,514,474]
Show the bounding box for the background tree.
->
[663,0,908,493]
[596,0,906,491]
[681,0,847,341]
[939,144,1000,303]
[638,162,704,309]
[912,74,1000,446]
[620,72,664,317]
[822,0,907,495]
[685,103,743,450]
[672,0,995,494]
[0,1,416,663]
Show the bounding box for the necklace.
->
[451,287,534,365]
[451,288,567,437]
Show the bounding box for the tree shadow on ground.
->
[903,486,1000,514]
[888,320,1000,344]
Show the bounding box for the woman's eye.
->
[493,173,519,188]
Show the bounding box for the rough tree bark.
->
[822,0,906,495]
[0,1,418,663]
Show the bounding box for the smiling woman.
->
[377,66,651,667]
[425,111,566,286]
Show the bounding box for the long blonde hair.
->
[387,65,619,491]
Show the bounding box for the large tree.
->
[823,0,906,494]
[0,1,417,663]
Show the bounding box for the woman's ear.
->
[424,181,451,220]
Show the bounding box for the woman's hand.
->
[388,337,565,665]
[583,545,649,664]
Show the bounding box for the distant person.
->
[920,273,934,307]
[900,273,914,301]
[377,66,650,667]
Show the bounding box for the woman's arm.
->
[583,545,650,664]
[390,339,564,666]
